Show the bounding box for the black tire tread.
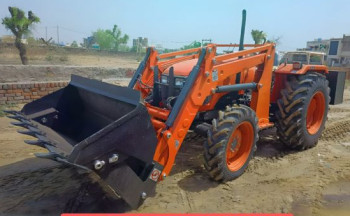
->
[203,105,259,182]
[275,73,330,150]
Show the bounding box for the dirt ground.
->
[0,46,139,83]
[0,45,140,68]
[0,87,349,216]
[0,65,135,83]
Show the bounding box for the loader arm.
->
[133,43,276,178]
[6,43,275,209]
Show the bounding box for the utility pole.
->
[57,25,60,45]
[45,26,47,41]
[201,39,212,47]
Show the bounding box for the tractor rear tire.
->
[203,105,258,181]
[275,73,330,150]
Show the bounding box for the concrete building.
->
[306,38,330,52]
[327,35,350,67]
[132,37,148,51]
[83,36,96,48]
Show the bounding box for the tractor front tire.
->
[275,73,330,150]
[203,105,258,181]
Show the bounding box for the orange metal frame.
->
[133,43,276,180]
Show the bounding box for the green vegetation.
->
[251,29,266,45]
[181,41,201,50]
[93,29,115,50]
[93,24,129,51]
[70,40,78,48]
[267,36,282,46]
[2,7,40,65]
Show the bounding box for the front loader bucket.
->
[6,75,162,209]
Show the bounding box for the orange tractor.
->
[5,10,345,208]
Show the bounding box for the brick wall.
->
[0,81,68,105]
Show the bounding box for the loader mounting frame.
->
[130,43,276,180]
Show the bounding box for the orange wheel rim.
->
[226,121,254,172]
[306,91,326,135]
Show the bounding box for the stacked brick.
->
[0,81,68,105]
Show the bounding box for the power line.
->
[59,26,88,35]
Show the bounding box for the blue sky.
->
[1,0,349,51]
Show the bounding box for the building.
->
[301,35,350,67]
[0,35,28,45]
[83,36,96,48]
[132,37,148,51]
[0,35,15,44]
[306,38,330,52]
[327,35,350,67]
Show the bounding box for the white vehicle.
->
[280,51,326,65]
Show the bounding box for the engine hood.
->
[163,59,197,77]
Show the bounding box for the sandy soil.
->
[0,46,140,68]
[0,47,139,83]
[0,65,135,83]
[0,87,349,216]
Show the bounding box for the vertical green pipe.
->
[239,9,246,51]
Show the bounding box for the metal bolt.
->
[267,55,271,60]
[163,173,166,179]
[94,160,105,170]
[259,83,263,88]
[108,154,119,163]
[141,192,147,199]
[41,117,47,124]
[211,88,216,94]
[205,71,210,77]
[212,58,216,64]
[166,133,171,139]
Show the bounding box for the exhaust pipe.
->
[239,9,247,51]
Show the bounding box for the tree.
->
[118,44,130,52]
[181,41,201,50]
[71,40,78,48]
[93,25,129,51]
[93,29,114,50]
[251,30,266,45]
[2,7,40,64]
[108,25,129,51]
[267,36,282,46]
[40,37,53,46]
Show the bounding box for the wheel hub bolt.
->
[94,160,105,170]
[109,154,119,163]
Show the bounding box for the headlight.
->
[161,75,168,84]
[175,77,186,87]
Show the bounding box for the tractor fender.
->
[274,64,328,75]
[271,64,328,103]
